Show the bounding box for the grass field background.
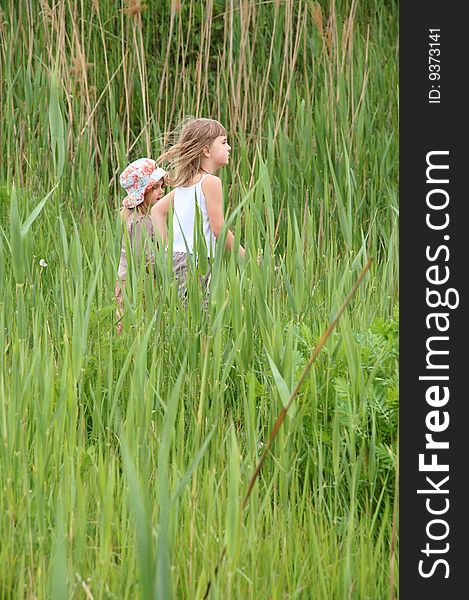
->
[0,1,398,597]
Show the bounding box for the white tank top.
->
[172,174,216,256]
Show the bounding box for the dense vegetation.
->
[0,0,398,597]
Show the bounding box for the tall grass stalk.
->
[1,1,398,597]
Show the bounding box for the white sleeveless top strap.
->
[172,174,216,256]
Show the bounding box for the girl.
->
[151,117,244,297]
[115,157,166,334]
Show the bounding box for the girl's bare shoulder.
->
[162,189,176,201]
[201,174,222,191]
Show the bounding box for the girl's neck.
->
[200,156,219,175]
[186,167,213,186]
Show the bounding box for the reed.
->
[0,1,398,598]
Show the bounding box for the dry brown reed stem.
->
[174,2,194,129]
[194,1,212,117]
[323,0,341,148]
[203,257,374,599]
[341,0,357,73]
[273,0,290,138]
[120,9,133,150]
[132,12,150,156]
[67,0,92,124]
[167,15,183,127]
[273,0,306,141]
[228,0,236,119]
[258,1,278,135]
[246,1,257,126]
[94,1,116,166]
[234,0,250,133]
[331,0,340,104]
[158,1,176,104]
[203,0,214,115]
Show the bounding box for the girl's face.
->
[144,178,165,207]
[208,135,231,167]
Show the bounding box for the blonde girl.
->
[151,117,244,296]
[115,158,166,334]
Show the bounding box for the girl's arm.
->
[151,190,175,246]
[202,176,245,257]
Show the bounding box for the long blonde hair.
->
[157,117,226,187]
[120,202,150,222]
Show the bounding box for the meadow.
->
[0,0,398,598]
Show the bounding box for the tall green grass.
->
[1,0,398,597]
